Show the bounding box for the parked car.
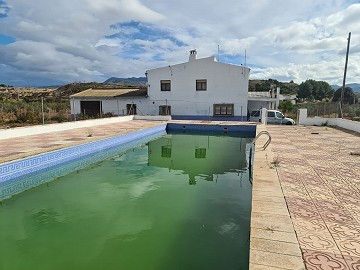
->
[250,109,295,125]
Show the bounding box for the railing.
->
[251,131,272,150]
[248,131,272,180]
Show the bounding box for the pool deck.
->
[1,119,360,269]
[250,124,360,270]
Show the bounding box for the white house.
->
[146,50,250,121]
[70,50,251,121]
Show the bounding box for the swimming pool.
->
[0,132,253,270]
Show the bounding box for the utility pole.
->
[340,32,351,118]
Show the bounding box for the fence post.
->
[41,97,45,125]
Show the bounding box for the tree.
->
[332,87,358,104]
[297,79,334,101]
[297,80,314,100]
[278,100,294,114]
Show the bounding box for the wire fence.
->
[289,103,360,122]
[0,99,72,128]
[2,98,360,128]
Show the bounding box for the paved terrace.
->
[1,119,360,269]
[270,125,360,270]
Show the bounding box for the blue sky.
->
[0,0,359,86]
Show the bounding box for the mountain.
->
[331,83,360,92]
[103,77,147,86]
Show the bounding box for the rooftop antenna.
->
[217,45,220,61]
[340,32,351,118]
[245,49,247,66]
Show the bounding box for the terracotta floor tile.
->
[292,218,328,234]
[334,238,360,258]
[302,249,348,270]
[343,255,360,270]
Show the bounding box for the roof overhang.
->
[70,88,147,98]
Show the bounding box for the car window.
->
[251,111,260,117]
[268,111,275,117]
[276,112,284,118]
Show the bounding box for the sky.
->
[0,0,359,86]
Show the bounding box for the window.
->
[267,111,275,117]
[126,104,137,115]
[276,112,284,118]
[251,110,260,117]
[161,80,171,91]
[159,105,171,115]
[196,79,207,91]
[195,148,206,158]
[213,104,234,116]
[161,146,171,158]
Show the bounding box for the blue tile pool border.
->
[166,123,256,137]
[0,124,167,184]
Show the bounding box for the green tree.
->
[278,100,294,113]
[332,87,358,104]
[297,80,314,100]
[297,79,333,101]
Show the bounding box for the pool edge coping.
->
[249,124,306,270]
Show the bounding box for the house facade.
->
[146,50,250,121]
[70,50,251,121]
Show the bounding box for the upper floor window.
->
[161,80,171,91]
[196,79,207,91]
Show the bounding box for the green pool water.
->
[0,133,252,270]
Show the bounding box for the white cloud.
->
[0,0,359,85]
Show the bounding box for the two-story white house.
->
[146,50,250,121]
[70,50,251,121]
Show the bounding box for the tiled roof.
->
[70,88,147,98]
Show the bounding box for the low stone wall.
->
[0,116,134,140]
[134,115,171,121]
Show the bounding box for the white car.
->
[250,109,295,125]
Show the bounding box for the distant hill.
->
[103,77,147,86]
[331,83,360,92]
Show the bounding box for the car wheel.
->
[286,121,293,125]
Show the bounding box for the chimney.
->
[189,49,197,62]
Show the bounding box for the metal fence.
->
[291,103,360,121]
[0,98,72,128]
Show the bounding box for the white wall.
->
[298,108,360,133]
[134,115,171,121]
[71,98,151,116]
[146,56,250,118]
[0,116,134,140]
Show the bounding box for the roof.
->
[248,92,272,98]
[70,88,147,98]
